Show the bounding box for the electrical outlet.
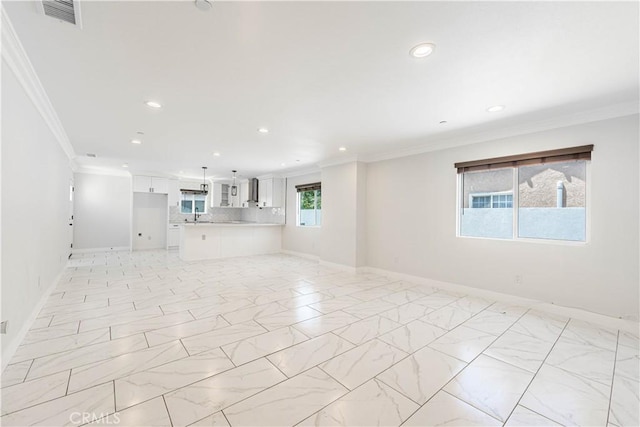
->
[1,321,7,334]
[515,275,523,285]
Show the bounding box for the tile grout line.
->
[605,330,621,426]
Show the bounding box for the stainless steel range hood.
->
[247,178,259,203]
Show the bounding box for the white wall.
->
[132,193,167,250]
[1,61,72,367]
[319,163,368,268]
[282,173,322,257]
[366,115,639,319]
[73,172,131,251]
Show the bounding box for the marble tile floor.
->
[1,250,638,427]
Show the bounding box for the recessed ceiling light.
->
[213,152,221,157]
[487,105,505,113]
[339,147,347,152]
[122,163,129,168]
[257,128,269,134]
[145,101,162,109]
[410,42,436,58]
[281,163,286,167]
[179,170,184,174]
[131,139,142,144]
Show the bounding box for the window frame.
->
[456,159,591,245]
[180,192,207,215]
[297,188,321,228]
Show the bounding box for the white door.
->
[68,177,74,258]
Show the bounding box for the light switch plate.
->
[0,321,7,334]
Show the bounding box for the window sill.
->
[456,234,588,246]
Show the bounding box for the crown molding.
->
[1,8,77,165]
[74,167,131,177]
[317,154,360,169]
[281,167,321,179]
[361,101,639,164]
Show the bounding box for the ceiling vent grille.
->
[42,0,77,25]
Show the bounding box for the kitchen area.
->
[132,171,286,261]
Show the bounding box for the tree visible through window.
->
[296,183,321,227]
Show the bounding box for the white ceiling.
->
[4,1,638,181]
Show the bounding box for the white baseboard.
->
[363,266,639,334]
[280,249,320,261]
[1,267,63,372]
[72,246,130,254]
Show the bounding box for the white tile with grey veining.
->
[462,309,520,335]
[380,290,426,306]
[12,328,110,363]
[159,295,227,315]
[181,321,267,355]
[145,315,230,347]
[520,364,610,427]
[267,333,355,378]
[291,311,361,338]
[90,397,171,426]
[444,355,533,422]
[164,358,286,426]
[618,330,640,349]
[1,370,70,415]
[504,405,561,426]
[561,319,618,351]
[334,315,401,346]
[376,346,466,404]
[349,287,396,302]
[615,343,639,382]
[30,316,52,330]
[38,299,108,318]
[414,292,460,310]
[49,302,135,326]
[308,295,362,314]
[378,319,447,353]
[223,367,347,426]
[21,321,80,346]
[0,382,114,427]
[221,301,287,324]
[341,300,398,319]
[255,306,323,331]
[379,302,433,325]
[221,326,308,365]
[1,360,33,388]
[27,333,148,380]
[609,374,640,427]
[320,339,408,390]
[449,295,493,315]
[420,306,475,331]
[189,411,230,426]
[279,292,331,309]
[78,306,164,332]
[509,310,568,343]
[483,330,554,373]
[110,310,194,339]
[485,302,529,317]
[68,340,187,393]
[403,391,502,427]
[115,347,234,410]
[546,335,615,385]
[298,378,418,427]
[429,325,497,362]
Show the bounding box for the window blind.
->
[454,145,593,173]
[295,182,321,192]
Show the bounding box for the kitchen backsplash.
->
[169,206,285,224]
[169,206,242,223]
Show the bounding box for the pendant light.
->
[200,166,209,194]
[231,170,238,197]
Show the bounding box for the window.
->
[181,192,207,214]
[456,145,592,242]
[296,182,321,227]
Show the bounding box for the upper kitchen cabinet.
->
[211,180,248,208]
[133,176,169,194]
[168,179,181,207]
[258,177,284,207]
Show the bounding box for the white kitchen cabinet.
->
[212,182,243,207]
[168,224,180,248]
[240,181,250,207]
[133,176,168,194]
[258,177,284,207]
[168,179,181,207]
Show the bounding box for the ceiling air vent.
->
[41,0,80,26]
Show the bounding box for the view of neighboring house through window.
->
[181,192,207,214]
[296,182,321,227]
[456,145,592,242]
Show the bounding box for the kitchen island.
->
[178,222,283,261]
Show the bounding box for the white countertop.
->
[175,221,283,227]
